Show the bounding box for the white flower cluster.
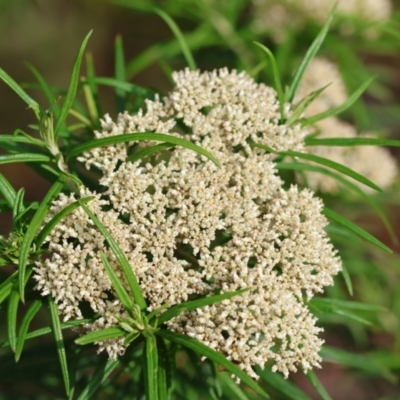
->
[295,58,397,194]
[34,68,341,379]
[253,0,392,40]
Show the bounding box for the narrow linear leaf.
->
[15,299,43,361]
[275,162,396,241]
[306,371,332,400]
[82,81,99,125]
[12,188,25,220]
[305,137,400,147]
[76,359,120,400]
[19,178,65,302]
[156,288,248,326]
[155,8,196,71]
[333,309,372,326]
[36,196,93,248]
[0,134,45,146]
[156,329,269,398]
[256,366,311,400]
[0,318,94,349]
[0,172,16,207]
[144,335,159,400]
[127,143,174,163]
[341,264,353,296]
[85,52,102,122]
[287,10,334,102]
[7,281,20,353]
[253,42,285,120]
[0,272,17,305]
[0,68,40,118]
[312,298,384,312]
[100,252,132,312]
[303,76,375,126]
[278,150,382,192]
[323,207,392,253]
[68,133,220,168]
[157,336,171,400]
[54,30,93,137]
[0,153,51,165]
[84,77,155,98]
[80,203,147,309]
[218,372,251,400]
[115,35,126,113]
[26,63,58,113]
[75,326,126,345]
[321,346,395,382]
[49,296,70,396]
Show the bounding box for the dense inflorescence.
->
[34,68,341,379]
[294,58,397,193]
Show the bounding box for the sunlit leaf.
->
[0,172,16,207]
[323,207,392,253]
[305,137,400,147]
[0,153,51,165]
[144,335,159,400]
[75,327,126,345]
[54,30,92,138]
[67,132,220,168]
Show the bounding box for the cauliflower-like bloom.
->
[34,68,341,379]
[294,58,398,193]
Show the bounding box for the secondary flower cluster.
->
[295,57,398,194]
[252,0,392,40]
[34,68,341,379]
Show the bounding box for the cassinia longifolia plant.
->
[0,9,399,400]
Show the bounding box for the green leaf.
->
[256,366,311,400]
[305,137,400,147]
[0,272,17,305]
[0,172,16,207]
[15,299,43,361]
[0,153,51,165]
[144,335,159,400]
[156,329,269,398]
[321,346,396,382]
[115,35,126,113]
[287,10,334,103]
[0,68,40,118]
[75,326,126,345]
[306,371,332,400]
[26,63,58,110]
[80,203,147,310]
[85,53,102,124]
[218,372,251,400]
[287,84,330,126]
[303,76,375,126]
[54,30,92,138]
[0,134,45,146]
[76,359,120,400]
[49,296,71,396]
[18,178,65,302]
[156,288,248,326]
[100,252,133,312]
[126,143,174,163]
[253,42,285,120]
[85,77,155,98]
[7,281,20,353]
[323,207,392,253]
[154,8,196,71]
[157,336,171,400]
[311,298,384,312]
[340,264,353,296]
[275,162,396,241]
[12,188,25,220]
[35,196,94,248]
[278,150,382,192]
[68,132,220,168]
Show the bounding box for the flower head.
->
[34,68,341,378]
